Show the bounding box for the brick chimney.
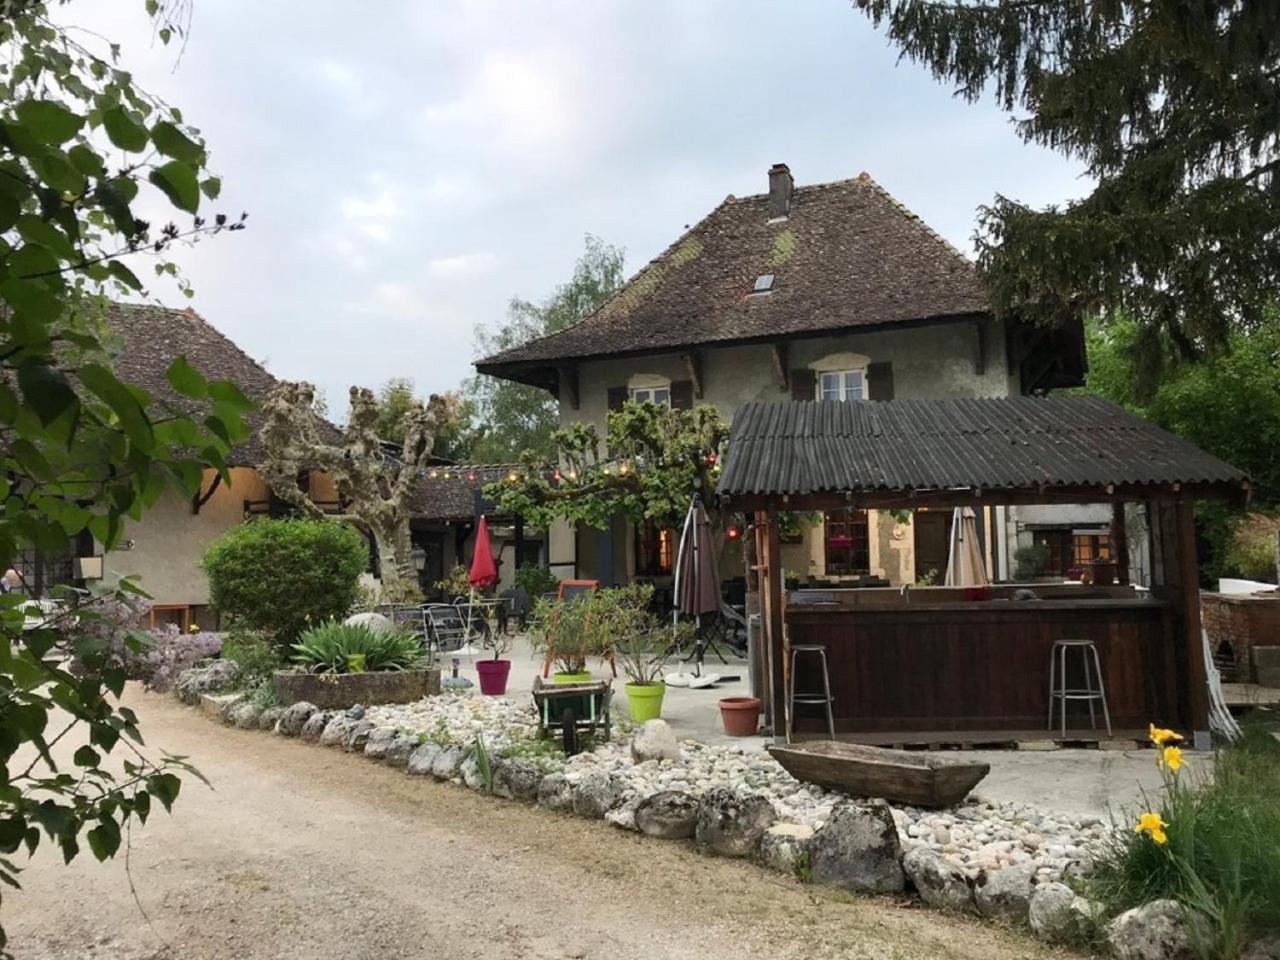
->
[767,163,793,219]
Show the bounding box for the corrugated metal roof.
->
[717,397,1248,500]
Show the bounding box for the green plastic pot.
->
[625,682,665,722]
[553,671,592,684]
[345,653,366,673]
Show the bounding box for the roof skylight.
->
[752,274,774,294]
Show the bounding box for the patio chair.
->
[425,604,469,655]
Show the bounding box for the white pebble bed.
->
[365,692,1112,880]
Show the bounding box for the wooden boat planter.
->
[767,741,990,808]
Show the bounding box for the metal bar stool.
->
[1048,638,1112,737]
[788,644,835,742]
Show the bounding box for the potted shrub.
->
[475,607,513,696]
[290,620,424,674]
[609,584,693,722]
[529,593,603,683]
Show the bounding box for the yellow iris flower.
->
[1160,745,1185,772]
[1148,723,1183,746]
[1134,811,1168,845]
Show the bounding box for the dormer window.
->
[751,274,774,295]
[819,369,865,402]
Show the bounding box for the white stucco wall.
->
[548,321,1023,584]
[102,467,269,606]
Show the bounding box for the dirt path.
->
[7,689,1075,960]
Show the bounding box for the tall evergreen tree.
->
[856,0,1280,395]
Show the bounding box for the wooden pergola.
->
[719,397,1250,748]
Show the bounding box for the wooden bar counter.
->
[785,586,1177,734]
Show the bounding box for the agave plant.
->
[291,621,424,673]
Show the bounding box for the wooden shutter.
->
[867,362,894,400]
[791,368,816,401]
[607,386,628,411]
[670,380,694,409]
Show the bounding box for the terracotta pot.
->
[718,696,762,737]
[475,658,511,696]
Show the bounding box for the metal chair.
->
[787,644,835,742]
[1048,638,1112,737]
[425,604,469,656]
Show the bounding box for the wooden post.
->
[1176,500,1210,747]
[1111,501,1130,585]
[755,510,787,742]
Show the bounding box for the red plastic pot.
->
[475,658,511,696]
[718,696,762,737]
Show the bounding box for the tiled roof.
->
[408,464,528,522]
[103,303,330,466]
[476,171,988,383]
[717,397,1249,501]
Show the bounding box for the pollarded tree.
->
[856,0,1280,395]
[486,400,729,530]
[258,382,454,600]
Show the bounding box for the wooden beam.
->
[756,511,787,742]
[681,352,704,399]
[558,366,580,410]
[1176,500,1210,747]
[1111,501,1130,585]
[769,343,788,392]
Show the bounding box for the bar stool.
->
[788,644,835,742]
[1048,639,1112,737]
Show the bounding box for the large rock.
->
[492,757,542,801]
[695,787,777,857]
[808,799,904,893]
[760,823,814,876]
[407,742,441,776]
[175,660,240,705]
[537,773,573,812]
[300,710,334,742]
[572,770,623,819]
[605,795,643,831]
[903,847,974,912]
[319,715,354,747]
[257,706,285,731]
[384,735,417,768]
[276,701,317,737]
[1029,881,1094,943]
[344,611,395,633]
[975,863,1036,924]
[631,720,681,763]
[363,727,400,760]
[342,719,375,752]
[229,700,264,729]
[1106,900,1194,960]
[431,745,465,780]
[460,755,484,789]
[635,791,700,840]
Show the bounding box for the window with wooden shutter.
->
[607,386,628,411]
[669,380,694,409]
[790,369,816,401]
[867,362,894,400]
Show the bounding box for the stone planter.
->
[1203,592,1280,681]
[273,668,441,708]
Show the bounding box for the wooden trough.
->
[767,740,990,808]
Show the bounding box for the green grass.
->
[1087,723,1280,958]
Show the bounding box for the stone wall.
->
[1202,592,1280,682]
[274,669,442,708]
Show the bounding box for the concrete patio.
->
[446,633,1179,820]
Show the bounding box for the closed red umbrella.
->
[468,515,497,589]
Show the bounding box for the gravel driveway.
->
[6,688,1077,960]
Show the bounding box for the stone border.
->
[190,694,1208,958]
[273,668,441,708]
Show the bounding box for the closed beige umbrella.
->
[944,507,988,587]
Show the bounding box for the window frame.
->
[629,385,671,407]
[817,369,866,402]
[822,509,870,576]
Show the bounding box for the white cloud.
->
[344,282,427,317]
[428,252,498,280]
[420,49,586,159]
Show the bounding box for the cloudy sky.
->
[72,1,1085,411]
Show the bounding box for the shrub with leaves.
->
[290,620,424,674]
[513,563,558,600]
[0,2,251,942]
[201,518,368,646]
[219,632,281,688]
[1222,513,1280,584]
